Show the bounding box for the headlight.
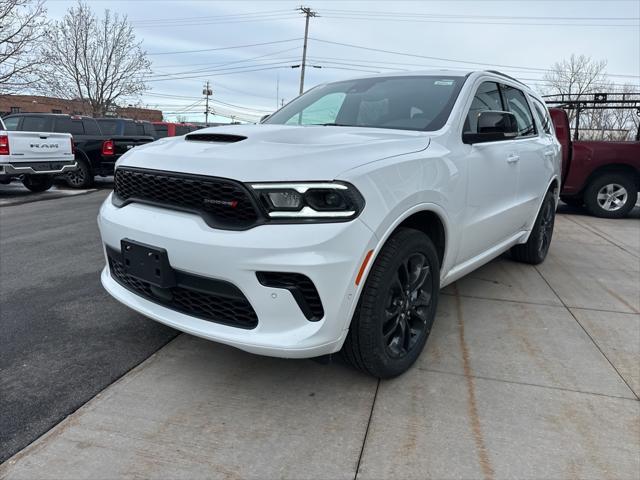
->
[249,182,365,221]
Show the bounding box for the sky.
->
[45,0,640,123]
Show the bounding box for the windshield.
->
[264,75,466,131]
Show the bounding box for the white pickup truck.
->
[0,117,76,192]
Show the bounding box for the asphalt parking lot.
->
[0,185,638,479]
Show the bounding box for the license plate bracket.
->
[121,239,176,288]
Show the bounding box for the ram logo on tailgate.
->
[30,143,59,149]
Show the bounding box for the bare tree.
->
[0,0,47,94]
[41,1,151,116]
[545,55,639,140]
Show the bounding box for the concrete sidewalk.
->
[1,213,638,480]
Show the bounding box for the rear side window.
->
[144,124,156,136]
[464,82,503,134]
[22,116,52,132]
[83,119,101,135]
[54,118,85,135]
[2,117,20,131]
[135,123,145,135]
[97,120,118,135]
[532,98,553,134]
[501,85,536,137]
[154,125,168,138]
[176,125,189,136]
[123,121,137,136]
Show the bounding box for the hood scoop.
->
[185,133,247,143]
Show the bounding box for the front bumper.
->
[0,161,78,175]
[98,195,378,358]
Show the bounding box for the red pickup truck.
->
[549,107,639,218]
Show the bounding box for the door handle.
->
[507,154,520,164]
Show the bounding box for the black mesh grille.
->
[257,272,324,321]
[109,254,258,329]
[113,167,261,229]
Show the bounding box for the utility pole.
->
[298,6,317,95]
[203,80,212,126]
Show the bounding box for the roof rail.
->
[484,70,528,88]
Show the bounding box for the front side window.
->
[464,81,503,134]
[265,75,466,131]
[501,85,536,137]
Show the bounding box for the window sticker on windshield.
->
[434,79,454,86]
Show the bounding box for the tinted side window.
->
[123,121,137,136]
[532,98,552,134]
[68,120,85,135]
[3,117,20,131]
[54,118,85,135]
[464,82,503,134]
[501,85,536,137]
[97,120,118,136]
[135,123,145,135]
[155,125,168,138]
[22,116,52,132]
[83,119,101,135]
[176,125,189,136]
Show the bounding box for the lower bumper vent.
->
[256,272,324,321]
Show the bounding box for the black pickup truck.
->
[1,114,155,188]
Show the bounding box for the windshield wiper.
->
[309,122,355,127]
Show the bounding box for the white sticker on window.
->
[434,80,454,86]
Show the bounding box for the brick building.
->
[0,94,162,121]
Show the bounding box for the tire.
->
[560,196,583,208]
[22,174,54,192]
[342,227,440,378]
[511,190,555,265]
[583,173,638,219]
[65,157,94,188]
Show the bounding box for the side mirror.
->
[260,114,270,123]
[463,111,518,144]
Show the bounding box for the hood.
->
[118,124,430,181]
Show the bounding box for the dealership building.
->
[0,94,162,121]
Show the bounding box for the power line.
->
[309,37,640,79]
[132,9,294,24]
[148,38,302,56]
[321,8,639,22]
[134,15,300,29]
[321,15,639,28]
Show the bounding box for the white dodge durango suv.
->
[98,70,561,378]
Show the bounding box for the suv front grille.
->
[113,167,261,230]
[108,249,258,329]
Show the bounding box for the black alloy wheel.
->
[342,227,440,378]
[383,252,434,358]
[511,190,556,265]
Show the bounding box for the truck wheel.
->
[342,228,440,378]
[584,173,637,219]
[66,158,94,188]
[22,174,54,192]
[511,190,555,265]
